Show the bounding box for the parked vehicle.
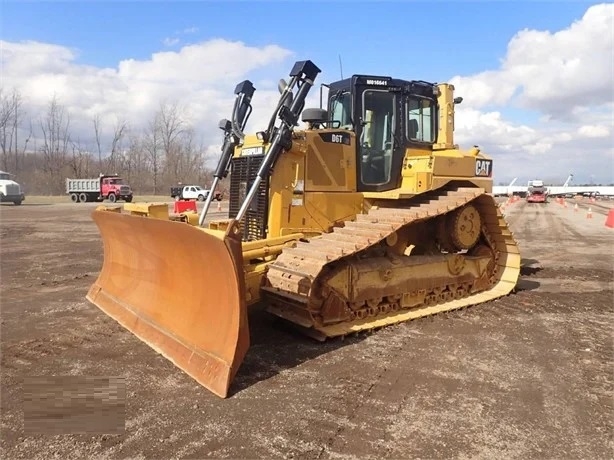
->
[0,170,25,205]
[170,185,222,202]
[66,174,133,203]
[526,180,549,203]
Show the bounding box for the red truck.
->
[66,174,134,203]
[527,192,547,203]
[526,186,548,203]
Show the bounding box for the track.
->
[263,187,521,339]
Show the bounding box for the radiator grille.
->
[229,155,269,241]
[6,184,20,195]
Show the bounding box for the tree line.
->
[0,87,218,195]
[5,87,612,195]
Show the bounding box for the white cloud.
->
[577,124,610,138]
[162,37,180,47]
[116,40,292,84]
[450,3,614,117]
[1,4,612,185]
[450,3,614,183]
[1,40,77,74]
[163,26,199,48]
[1,38,296,163]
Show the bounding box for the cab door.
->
[354,87,404,192]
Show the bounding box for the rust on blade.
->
[86,209,249,398]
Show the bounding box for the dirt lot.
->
[1,197,613,459]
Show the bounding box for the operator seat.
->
[408,119,419,139]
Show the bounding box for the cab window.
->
[407,97,435,143]
[330,91,352,129]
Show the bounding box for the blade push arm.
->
[199,80,256,226]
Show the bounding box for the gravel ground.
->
[1,198,612,459]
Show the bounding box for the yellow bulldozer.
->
[87,60,520,398]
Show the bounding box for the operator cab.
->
[303,75,439,193]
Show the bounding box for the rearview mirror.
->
[278,79,288,94]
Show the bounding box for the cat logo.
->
[241,146,265,156]
[475,159,493,177]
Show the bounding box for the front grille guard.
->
[228,155,269,242]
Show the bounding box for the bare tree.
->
[0,88,16,170]
[177,126,196,178]
[93,113,129,174]
[40,94,71,193]
[93,113,103,165]
[153,100,217,187]
[107,117,128,172]
[143,112,163,194]
[123,133,151,193]
[0,87,28,172]
[68,138,93,178]
[0,92,217,195]
[157,101,186,184]
[178,126,212,183]
[19,118,33,171]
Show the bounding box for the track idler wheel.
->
[449,204,482,251]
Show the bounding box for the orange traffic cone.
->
[605,209,614,228]
[586,207,592,219]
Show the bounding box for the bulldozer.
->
[87,60,521,398]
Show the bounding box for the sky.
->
[1,0,613,185]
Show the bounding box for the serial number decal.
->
[366,79,388,86]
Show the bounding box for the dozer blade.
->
[86,209,249,398]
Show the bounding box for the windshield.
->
[330,91,352,129]
[359,90,395,185]
[0,173,10,180]
[109,178,125,185]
